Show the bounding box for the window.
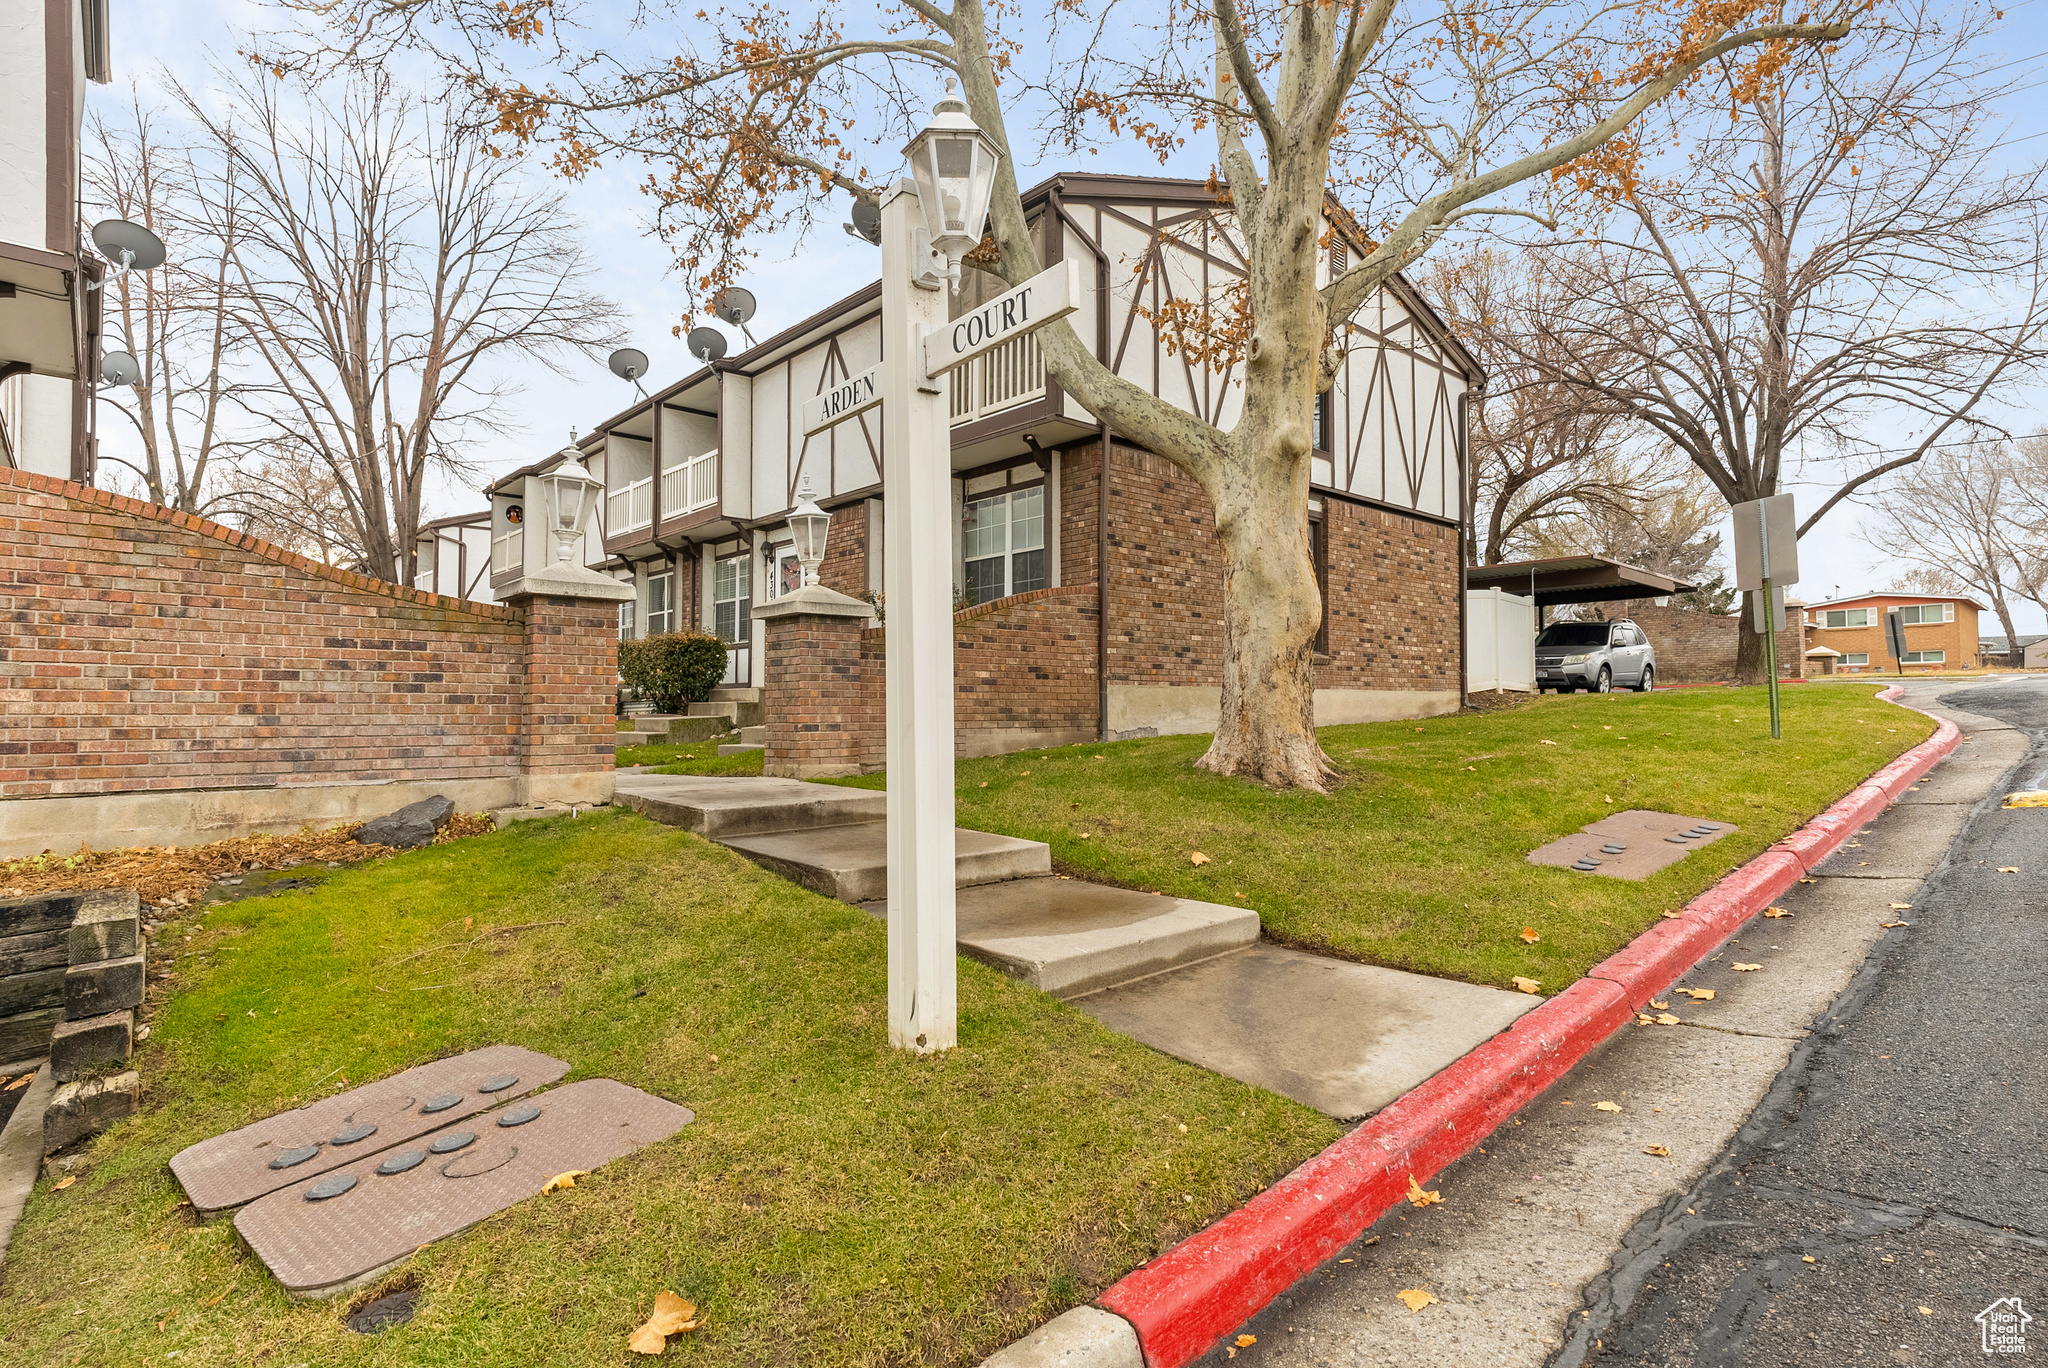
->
[771,545,803,599]
[1312,392,1331,453]
[962,486,1046,605]
[646,571,674,635]
[1308,514,1329,654]
[617,599,635,641]
[1903,649,1945,664]
[1897,602,1954,624]
[713,555,751,644]
[1537,623,1610,647]
[1843,652,1870,666]
[1822,608,1872,628]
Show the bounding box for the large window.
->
[713,555,751,644]
[646,571,674,635]
[1843,652,1870,666]
[962,486,1046,606]
[1903,649,1946,664]
[1897,602,1954,624]
[617,600,635,641]
[1822,608,1872,628]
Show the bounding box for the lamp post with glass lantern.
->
[539,448,604,565]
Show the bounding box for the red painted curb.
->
[1096,692,1961,1368]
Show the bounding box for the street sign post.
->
[1884,609,1908,676]
[1731,494,1799,740]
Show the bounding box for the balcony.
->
[950,331,1045,426]
[491,526,522,575]
[607,476,653,534]
[658,448,718,522]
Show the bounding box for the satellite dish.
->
[686,327,728,363]
[711,287,756,327]
[100,350,139,386]
[844,198,881,246]
[608,348,649,383]
[91,220,166,272]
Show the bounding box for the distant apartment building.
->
[0,0,112,479]
[1802,592,1981,673]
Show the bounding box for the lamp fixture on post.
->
[539,447,602,565]
[901,78,1001,294]
[786,478,831,588]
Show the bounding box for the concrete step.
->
[613,774,885,837]
[862,878,1259,999]
[717,743,765,756]
[688,701,740,723]
[737,725,766,745]
[622,715,732,745]
[709,687,762,704]
[707,688,765,727]
[718,821,1049,903]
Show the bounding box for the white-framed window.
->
[1903,649,1946,664]
[1822,608,1872,628]
[713,555,751,644]
[618,599,635,641]
[962,485,1046,606]
[646,571,675,635]
[1897,602,1954,624]
[771,545,803,600]
[1843,652,1870,666]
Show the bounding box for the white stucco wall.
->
[9,372,73,477]
[0,0,50,250]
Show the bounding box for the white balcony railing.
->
[491,526,523,575]
[656,449,719,522]
[606,475,653,534]
[950,331,1045,426]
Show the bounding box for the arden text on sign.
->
[921,259,1083,379]
[801,363,884,437]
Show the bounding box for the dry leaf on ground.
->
[1764,907,1792,919]
[541,1170,588,1194]
[1919,1306,1933,1315]
[1190,851,1212,866]
[1882,921,1909,929]
[1405,1173,1443,1207]
[1512,976,1541,994]
[1594,1101,1623,1113]
[52,1176,75,1191]
[1650,1000,1670,1010]
[1732,963,1762,972]
[1236,1335,1258,1348]
[628,1291,700,1355]
[1999,867,2021,873]
[1519,927,1541,944]
[1396,1289,1440,1312]
[1801,1256,1816,1264]
[1655,1013,1683,1025]
[1539,739,1558,746]
[1888,902,1913,910]
[1644,1144,1672,1157]
[1677,988,1716,1001]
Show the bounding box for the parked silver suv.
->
[1535,618,1656,693]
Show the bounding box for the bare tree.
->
[170,68,625,584]
[270,0,1851,790]
[217,444,365,566]
[83,92,249,514]
[1872,443,2030,666]
[1493,0,2048,682]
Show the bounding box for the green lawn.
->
[831,684,1931,991]
[6,813,1335,1367]
[615,739,764,773]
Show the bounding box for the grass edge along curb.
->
[1071,684,1959,1368]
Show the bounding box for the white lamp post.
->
[901,79,1002,294]
[539,448,603,565]
[786,479,831,587]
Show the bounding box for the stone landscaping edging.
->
[1040,685,1960,1368]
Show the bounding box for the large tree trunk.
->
[1734,610,1770,686]
[1196,454,1335,790]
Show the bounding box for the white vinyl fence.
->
[1466,587,1537,693]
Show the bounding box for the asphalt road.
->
[1200,679,2043,1368]
[1565,677,2048,1367]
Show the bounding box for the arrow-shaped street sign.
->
[921,259,1082,380]
[801,363,884,437]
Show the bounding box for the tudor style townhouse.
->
[489,173,1479,748]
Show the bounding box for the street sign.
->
[1731,493,1799,590]
[1749,584,1786,633]
[1884,609,1909,666]
[921,259,1082,379]
[802,363,883,436]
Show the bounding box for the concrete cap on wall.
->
[753,584,877,622]
[500,563,636,603]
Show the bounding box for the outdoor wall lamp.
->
[539,448,602,565]
[785,478,831,588]
[902,78,1001,294]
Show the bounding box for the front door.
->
[713,554,752,686]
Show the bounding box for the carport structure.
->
[1466,556,1697,625]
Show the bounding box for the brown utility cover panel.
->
[1525,810,1738,881]
[235,1078,693,1297]
[170,1045,568,1213]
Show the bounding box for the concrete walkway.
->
[615,772,1541,1122]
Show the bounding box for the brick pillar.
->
[755,584,878,779]
[504,565,634,806]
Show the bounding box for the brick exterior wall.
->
[1799,596,1979,674]
[0,468,615,805]
[817,503,870,599]
[1318,500,1463,693]
[1608,603,1806,685]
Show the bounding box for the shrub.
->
[618,632,728,713]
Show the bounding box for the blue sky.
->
[98,0,2048,630]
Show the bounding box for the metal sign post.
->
[1732,493,1799,740]
[1885,609,1908,677]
